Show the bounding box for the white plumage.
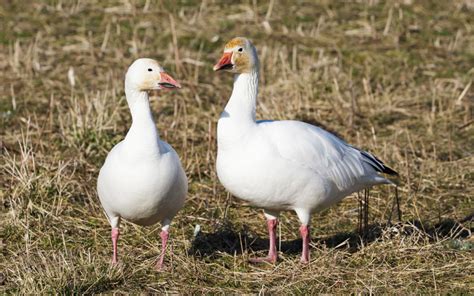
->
[214,37,397,263]
[97,58,187,269]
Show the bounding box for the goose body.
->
[213,37,397,263]
[217,119,390,215]
[97,58,187,269]
[98,139,186,227]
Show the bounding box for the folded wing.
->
[259,120,396,191]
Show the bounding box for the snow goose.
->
[213,37,398,263]
[97,58,187,270]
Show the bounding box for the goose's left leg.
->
[249,210,280,263]
[295,209,311,263]
[156,219,171,271]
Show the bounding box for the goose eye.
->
[238,48,243,52]
[148,68,153,72]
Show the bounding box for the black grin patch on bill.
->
[159,82,178,88]
[220,64,234,70]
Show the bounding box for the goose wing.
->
[259,120,396,190]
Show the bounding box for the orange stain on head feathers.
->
[224,37,246,50]
[234,54,251,73]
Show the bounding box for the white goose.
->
[213,37,398,263]
[97,58,187,270]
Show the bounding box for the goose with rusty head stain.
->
[213,37,398,264]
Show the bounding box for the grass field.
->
[1,0,473,293]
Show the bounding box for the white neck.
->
[218,69,259,145]
[123,86,162,154]
[221,70,258,123]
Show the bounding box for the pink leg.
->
[299,224,310,263]
[249,219,278,264]
[111,228,119,264]
[155,230,169,270]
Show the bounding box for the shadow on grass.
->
[58,277,125,294]
[189,214,473,258]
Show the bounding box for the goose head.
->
[125,58,181,92]
[213,37,259,74]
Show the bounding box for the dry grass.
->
[1,0,473,293]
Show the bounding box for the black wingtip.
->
[382,165,398,176]
[358,149,399,176]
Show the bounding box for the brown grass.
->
[1,0,473,293]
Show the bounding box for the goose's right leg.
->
[110,216,121,264]
[295,208,311,264]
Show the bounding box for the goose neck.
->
[223,70,259,123]
[124,87,161,152]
